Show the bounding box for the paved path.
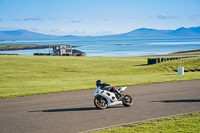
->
[0,80,200,133]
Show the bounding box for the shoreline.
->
[0,44,50,51]
[1,43,200,57]
[0,44,79,51]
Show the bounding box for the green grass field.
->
[0,55,200,99]
[175,51,200,55]
[93,112,200,133]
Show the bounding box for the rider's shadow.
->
[29,107,98,112]
[29,106,124,113]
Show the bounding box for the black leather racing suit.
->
[100,83,121,98]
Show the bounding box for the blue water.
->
[1,38,200,56]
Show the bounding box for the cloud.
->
[157,15,177,19]
[190,14,200,19]
[9,18,21,21]
[64,30,116,36]
[71,20,82,23]
[147,16,152,19]
[0,26,19,31]
[47,17,56,20]
[10,17,43,21]
[24,17,43,21]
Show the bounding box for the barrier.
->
[147,56,197,65]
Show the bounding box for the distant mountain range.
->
[0,30,61,41]
[0,26,200,41]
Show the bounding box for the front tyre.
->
[94,96,107,109]
[122,95,133,107]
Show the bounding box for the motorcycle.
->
[94,86,133,109]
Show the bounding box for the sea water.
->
[1,38,200,56]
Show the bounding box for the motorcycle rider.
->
[96,80,122,99]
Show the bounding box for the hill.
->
[118,28,173,38]
[169,26,200,37]
[0,30,63,41]
[0,26,200,41]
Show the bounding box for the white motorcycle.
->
[94,86,133,109]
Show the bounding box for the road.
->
[0,80,200,133]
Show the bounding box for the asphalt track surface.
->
[0,80,200,133]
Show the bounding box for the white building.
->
[52,45,72,56]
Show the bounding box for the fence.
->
[147,56,197,65]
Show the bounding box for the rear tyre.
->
[94,96,107,109]
[122,95,133,107]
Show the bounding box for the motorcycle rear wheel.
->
[94,96,107,109]
[122,95,133,107]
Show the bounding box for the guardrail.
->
[147,56,197,65]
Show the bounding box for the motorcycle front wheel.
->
[122,95,133,107]
[94,96,107,109]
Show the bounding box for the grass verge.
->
[93,112,200,133]
[0,55,200,99]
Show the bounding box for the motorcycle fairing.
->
[94,87,122,107]
[118,87,127,93]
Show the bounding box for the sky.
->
[0,0,200,36]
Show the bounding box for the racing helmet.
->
[96,80,102,87]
